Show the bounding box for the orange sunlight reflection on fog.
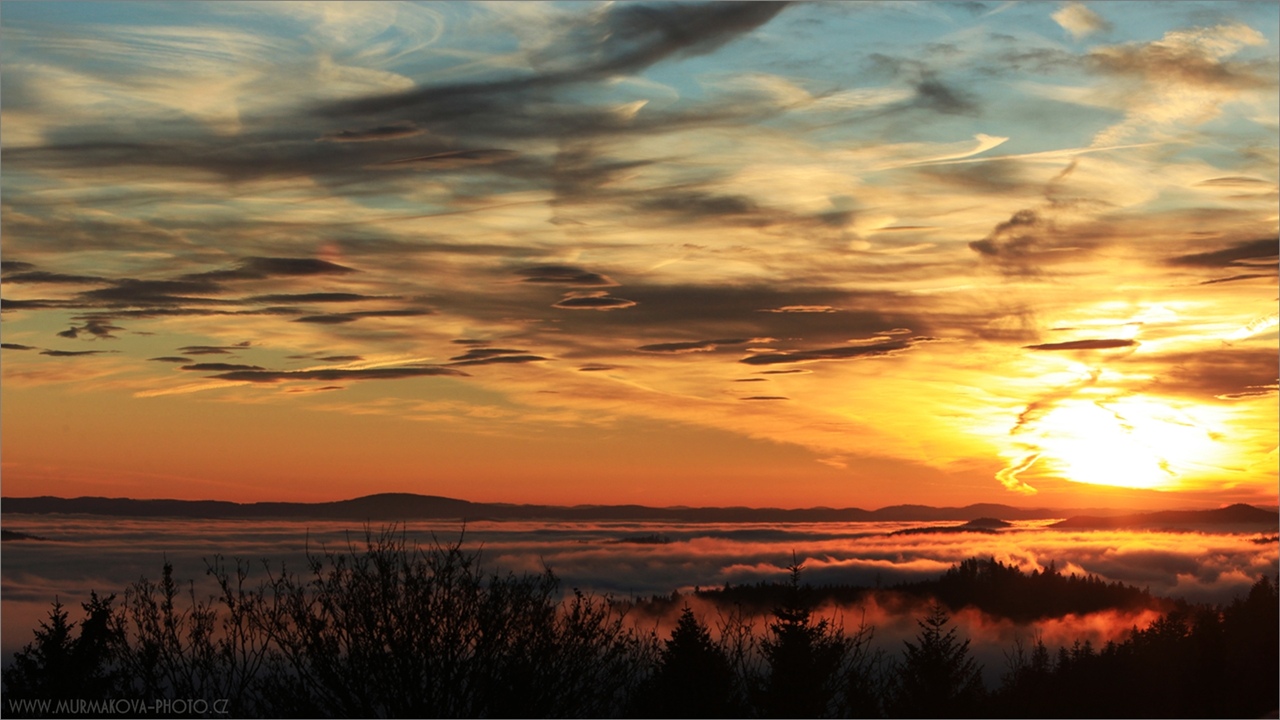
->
[625,592,1168,686]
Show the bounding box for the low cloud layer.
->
[3,516,1272,663]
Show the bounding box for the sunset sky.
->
[2,1,1276,509]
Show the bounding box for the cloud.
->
[378,149,520,169]
[1148,348,1279,401]
[1052,3,1111,40]
[1168,238,1278,268]
[552,293,637,311]
[180,363,266,372]
[969,209,1057,265]
[760,306,837,313]
[1,260,37,273]
[445,348,548,367]
[177,343,251,356]
[1,343,37,351]
[996,453,1042,495]
[1086,24,1274,145]
[449,348,531,362]
[319,122,425,143]
[636,191,763,223]
[1196,176,1277,189]
[0,299,74,311]
[78,279,228,307]
[741,396,789,401]
[208,366,468,383]
[245,293,389,304]
[1,209,185,253]
[56,317,124,340]
[966,159,1108,277]
[148,357,192,363]
[187,257,357,282]
[294,315,359,325]
[38,349,115,357]
[292,309,434,324]
[1,270,109,285]
[546,284,921,343]
[1199,274,1272,285]
[580,2,790,75]
[1009,369,1101,437]
[519,266,618,287]
[912,76,980,116]
[1089,24,1272,91]
[739,336,933,366]
[637,338,750,354]
[1023,339,1137,351]
[448,351,547,363]
[318,2,789,119]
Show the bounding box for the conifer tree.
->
[888,602,984,718]
[755,555,848,718]
[632,606,739,717]
[2,593,121,704]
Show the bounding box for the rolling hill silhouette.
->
[1049,503,1279,531]
[3,493,1275,528]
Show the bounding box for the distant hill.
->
[2,492,1117,523]
[5,493,1271,528]
[659,556,1164,624]
[889,517,1012,536]
[1050,504,1278,531]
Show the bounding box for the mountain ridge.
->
[3,493,1275,527]
[1049,503,1278,530]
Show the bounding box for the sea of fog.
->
[2,515,1275,681]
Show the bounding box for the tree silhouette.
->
[631,606,740,717]
[5,548,1277,719]
[754,555,849,718]
[888,602,984,718]
[995,633,1053,717]
[3,593,121,710]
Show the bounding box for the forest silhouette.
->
[3,528,1276,718]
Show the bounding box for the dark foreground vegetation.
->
[3,530,1276,718]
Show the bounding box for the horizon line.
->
[3,491,1276,515]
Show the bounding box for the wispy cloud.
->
[1,1,1276,507]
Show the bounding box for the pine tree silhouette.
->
[755,555,848,718]
[632,606,739,717]
[2,593,120,709]
[888,602,984,718]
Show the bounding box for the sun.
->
[1026,396,1225,491]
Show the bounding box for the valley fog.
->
[3,515,1274,665]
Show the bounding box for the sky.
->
[1,1,1277,508]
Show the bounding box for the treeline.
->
[668,556,1158,623]
[995,574,1280,718]
[909,556,1159,622]
[3,531,1276,718]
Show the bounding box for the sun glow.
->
[1030,397,1225,490]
